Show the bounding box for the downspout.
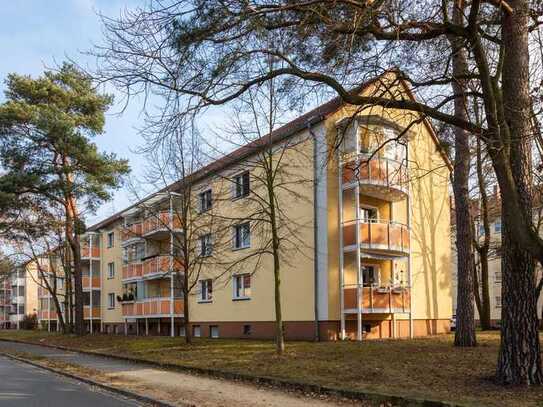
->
[307,116,324,341]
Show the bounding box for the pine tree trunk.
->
[449,2,476,347]
[495,0,543,385]
[479,250,492,330]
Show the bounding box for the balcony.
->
[83,306,101,319]
[121,222,143,244]
[81,244,100,259]
[122,297,183,318]
[342,155,408,201]
[38,309,58,320]
[122,262,143,280]
[143,211,183,239]
[343,286,410,313]
[143,255,183,277]
[82,276,101,289]
[343,219,409,255]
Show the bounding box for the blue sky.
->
[0,0,152,224]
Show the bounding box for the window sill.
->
[198,299,212,304]
[232,297,251,302]
[232,245,250,252]
[107,307,115,310]
[231,194,249,202]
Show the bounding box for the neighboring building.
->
[8,265,39,328]
[451,207,543,322]
[33,72,453,340]
[0,278,10,328]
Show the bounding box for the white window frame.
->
[359,204,379,223]
[107,262,115,279]
[193,325,201,337]
[495,296,502,308]
[233,222,251,250]
[494,219,502,233]
[209,325,219,339]
[494,271,502,283]
[199,234,213,257]
[108,293,115,309]
[233,273,251,300]
[199,279,213,303]
[107,231,115,248]
[232,171,250,199]
[199,189,212,213]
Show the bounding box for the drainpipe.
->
[169,195,175,337]
[307,116,324,342]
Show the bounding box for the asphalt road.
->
[0,355,142,407]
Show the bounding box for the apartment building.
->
[35,73,453,340]
[8,265,39,328]
[0,278,10,328]
[451,206,543,322]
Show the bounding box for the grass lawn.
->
[0,330,542,406]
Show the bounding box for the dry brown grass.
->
[1,330,542,406]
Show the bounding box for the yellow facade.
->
[29,73,452,340]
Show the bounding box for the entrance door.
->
[362,265,378,287]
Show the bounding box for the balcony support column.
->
[338,154,346,340]
[355,181,363,342]
[124,319,127,336]
[406,155,414,339]
[145,318,149,336]
[169,195,175,338]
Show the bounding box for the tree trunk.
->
[65,197,84,336]
[183,269,192,344]
[449,2,476,347]
[495,0,543,385]
[478,249,492,330]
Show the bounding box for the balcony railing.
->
[81,244,100,259]
[143,255,183,276]
[38,309,58,320]
[122,262,143,280]
[143,211,183,236]
[343,286,410,313]
[343,219,410,254]
[122,297,183,317]
[82,276,101,289]
[121,222,143,242]
[83,306,101,319]
[342,155,408,196]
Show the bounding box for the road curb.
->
[0,338,460,407]
[0,350,185,407]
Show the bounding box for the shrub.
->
[20,313,38,330]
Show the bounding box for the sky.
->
[0,0,157,224]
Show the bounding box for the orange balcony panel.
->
[343,221,409,253]
[122,298,184,317]
[81,245,100,258]
[143,211,183,235]
[343,287,410,312]
[83,306,100,318]
[342,156,408,195]
[122,223,143,241]
[122,263,143,280]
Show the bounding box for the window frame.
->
[192,325,201,338]
[107,262,115,279]
[232,273,251,300]
[107,293,115,310]
[107,231,115,248]
[233,222,251,250]
[199,189,213,213]
[199,233,213,257]
[232,171,250,199]
[198,279,213,303]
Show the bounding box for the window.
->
[57,277,64,289]
[495,296,502,308]
[362,265,379,287]
[199,234,213,257]
[360,207,378,222]
[233,223,251,249]
[199,189,212,213]
[199,279,213,302]
[209,325,219,338]
[107,232,115,248]
[233,171,250,198]
[233,274,251,299]
[243,324,252,336]
[495,271,502,283]
[494,219,502,233]
[107,262,115,279]
[478,224,485,236]
[108,293,115,309]
[193,325,201,337]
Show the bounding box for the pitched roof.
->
[89,72,451,231]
